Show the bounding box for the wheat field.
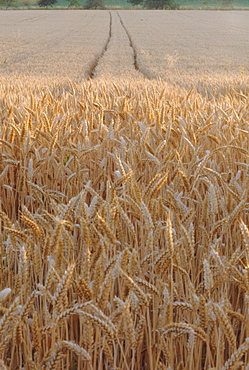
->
[0,9,249,370]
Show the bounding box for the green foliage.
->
[128,0,176,9]
[221,0,233,5]
[22,0,32,6]
[84,0,105,8]
[145,0,177,8]
[66,0,80,6]
[128,0,141,5]
[38,0,57,6]
[0,0,16,8]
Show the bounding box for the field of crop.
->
[1,9,249,370]
[1,10,249,81]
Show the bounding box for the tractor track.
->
[116,11,152,80]
[86,11,113,79]
[116,12,139,72]
[86,11,151,80]
[1,10,151,80]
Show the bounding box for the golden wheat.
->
[0,73,249,370]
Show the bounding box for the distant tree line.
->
[0,0,103,7]
[0,0,175,8]
[84,0,105,8]
[30,0,176,8]
[36,0,176,8]
[0,0,235,9]
[35,0,105,7]
[37,0,105,7]
[128,0,177,9]
[0,0,15,7]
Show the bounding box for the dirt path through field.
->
[92,11,145,79]
[85,11,113,79]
